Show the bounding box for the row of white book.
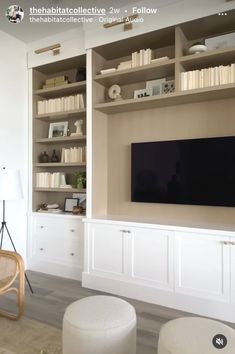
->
[36,172,66,188]
[132,48,152,67]
[37,94,85,115]
[180,64,235,91]
[61,147,86,163]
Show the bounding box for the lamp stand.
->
[0,200,33,294]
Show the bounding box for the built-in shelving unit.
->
[32,55,87,212]
[90,10,235,222]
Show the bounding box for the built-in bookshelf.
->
[90,10,235,221]
[32,55,86,213]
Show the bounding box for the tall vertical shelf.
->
[32,55,87,212]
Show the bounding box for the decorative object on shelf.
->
[161,80,175,94]
[39,151,49,163]
[37,203,63,213]
[75,67,86,82]
[74,172,86,189]
[146,78,166,96]
[205,32,235,51]
[51,149,60,163]
[73,193,86,210]
[134,88,152,99]
[188,44,207,54]
[100,68,116,75]
[72,205,84,215]
[117,60,132,70]
[108,85,122,101]
[64,198,79,212]
[48,121,68,138]
[42,75,69,89]
[71,120,83,136]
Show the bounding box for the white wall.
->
[0,31,28,261]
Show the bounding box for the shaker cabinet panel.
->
[89,223,128,277]
[130,227,174,289]
[175,232,230,302]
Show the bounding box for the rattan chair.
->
[0,250,25,319]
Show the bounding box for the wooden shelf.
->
[35,162,86,167]
[34,109,86,121]
[35,135,86,144]
[34,81,86,98]
[179,46,235,70]
[94,59,175,87]
[94,83,235,114]
[34,188,86,193]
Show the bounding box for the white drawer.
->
[33,215,84,240]
[34,235,82,264]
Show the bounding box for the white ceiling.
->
[0,0,145,43]
[0,0,184,43]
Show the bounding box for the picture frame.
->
[146,78,166,96]
[64,198,79,212]
[134,88,152,99]
[48,121,68,138]
[161,80,175,94]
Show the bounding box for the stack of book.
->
[61,146,86,163]
[180,63,235,91]
[36,172,66,188]
[117,60,132,70]
[37,94,85,115]
[42,75,69,89]
[132,48,152,67]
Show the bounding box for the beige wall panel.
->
[107,97,235,229]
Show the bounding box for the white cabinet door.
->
[175,232,230,302]
[89,223,128,278]
[129,228,174,289]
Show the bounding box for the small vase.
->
[39,151,49,163]
[51,149,59,163]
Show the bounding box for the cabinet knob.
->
[39,248,44,251]
[70,229,75,232]
[70,252,75,256]
[231,242,235,246]
[221,241,229,245]
[40,226,44,229]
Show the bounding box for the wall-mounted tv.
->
[131,136,235,207]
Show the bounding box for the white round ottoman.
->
[158,317,235,354]
[63,295,136,354]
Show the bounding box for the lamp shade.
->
[0,168,23,200]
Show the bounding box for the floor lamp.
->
[0,167,33,293]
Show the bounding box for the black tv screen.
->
[131,137,235,207]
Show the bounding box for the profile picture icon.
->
[5,5,24,23]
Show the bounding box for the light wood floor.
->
[1,270,234,354]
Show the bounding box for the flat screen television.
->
[131,136,235,207]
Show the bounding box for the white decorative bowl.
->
[188,44,207,54]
